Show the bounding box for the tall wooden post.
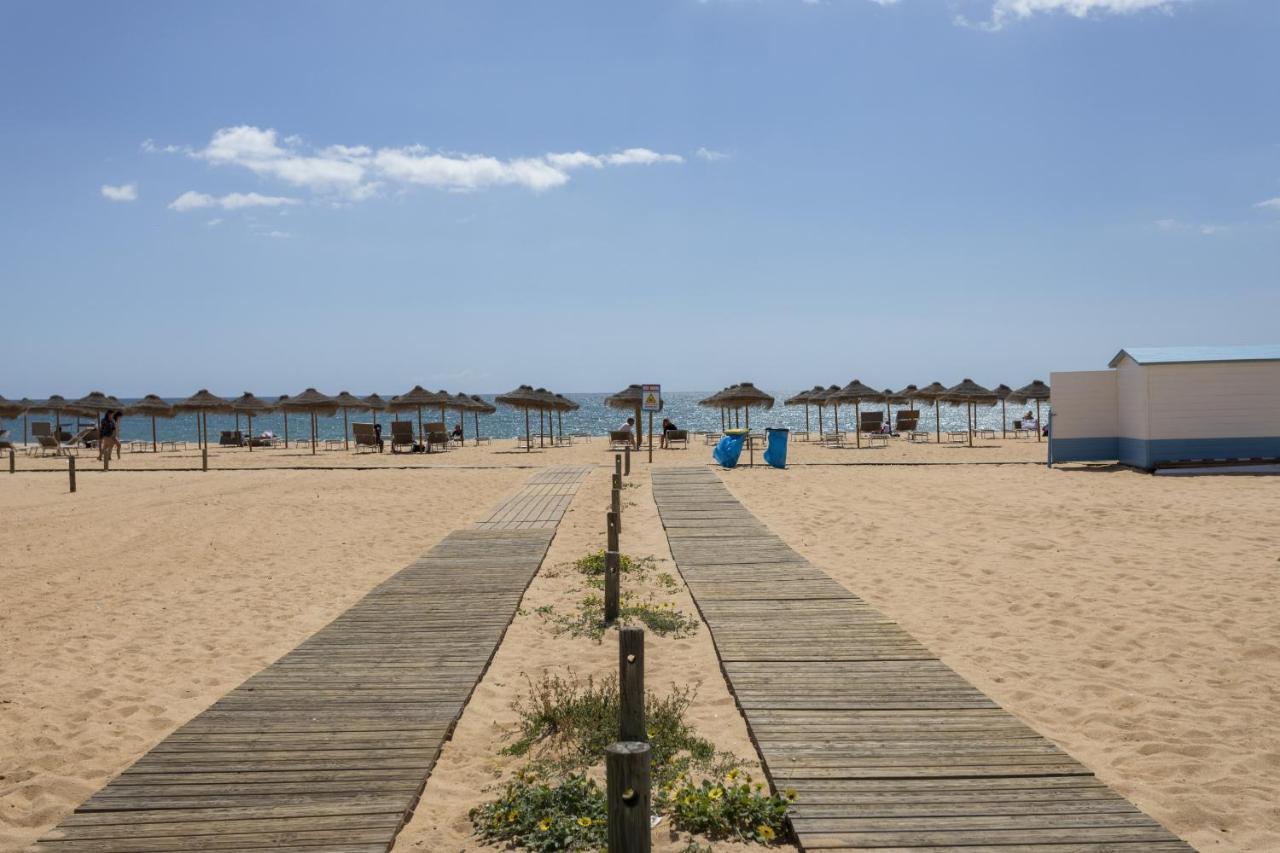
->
[624,444,630,476]
[605,511,620,624]
[612,472,622,533]
[202,447,208,472]
[615,453,622,480]
[606,742,651,853]
[619,628,645,741]
[68,455,76,493]
[8,448,14,474]
[647,412,653,464]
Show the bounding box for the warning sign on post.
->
[642,384,661,412]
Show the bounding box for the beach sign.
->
[642,384,661,412]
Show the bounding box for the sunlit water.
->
[5,391,1048,443]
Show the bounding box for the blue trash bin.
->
[763,428,789,469]
[713,430,747,468]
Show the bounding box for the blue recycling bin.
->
[713,430,747,468]
[763,428,789,469]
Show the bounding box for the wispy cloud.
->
[1254,197,1280,212]
[169,190,301,212]
[152,126,685,200]
[696,147,730,162]
[971,0,1191,30]
[206,218,223,227]
[1155,217,1228,236]
[101,183,137,202]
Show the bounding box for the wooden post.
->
[612,473,622,531]
[615,453,622,480]
[935,400,941,444]
[606,742,651,853]
[647,411,653,464]
[1001,399,1007,440]
[605,511,620,623]
[624,444,630,476]
[1036,399,1042,442]
[202,447,208,472]
[619,627,645,741]
[8,448,13,474]
[68,455,76,493]
[103,452,109,471]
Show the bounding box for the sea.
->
[6,391,1049,444]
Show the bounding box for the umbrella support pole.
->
[1036,400,1042,442]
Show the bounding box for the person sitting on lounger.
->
[451,423,463,441]
[660,418,678,448]
[373,423,384,452]
[619,418,634,444]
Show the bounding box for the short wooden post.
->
[202,447,208,472]
[619,627,645,741]
[8,448,14,474]
[612,472,622,532]
[624,444,630,476]
[68,455,76,493]
[103,453,109,471]
[606,742,651,853]
[605,511,620,624]
[615,453,622,480]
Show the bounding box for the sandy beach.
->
[2,436,1276,851]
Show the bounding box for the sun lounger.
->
[946,430,968,444]
[820,430,845,448]
[426,429,450,452]
[390,421,416,453]
[859,411,884,440]
[666,429,689,449]
[974,427,996,440]
[865,432,889,447]
[0,429,11,451]
[476,435,492,445]
[704,432,722,445]
[894,410,919,435]
[609,430,634,450]
[219,430,245,447]
[352,423,381,453]
[1011,419,1035,438]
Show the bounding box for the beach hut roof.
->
[74,391,124,411]
[124,394,175,417]
[715,382,775,409]
[604,384,645,410]
[468,394,497,414]
[173,389,229,412]
[834,379,883,403]
[362,393,389,411]
[390,385,447,410]
[229,392,274,413]
[495,385,547,410]
[330,391,369,410]
[1010,379,1051,402]
[942,378,998,404]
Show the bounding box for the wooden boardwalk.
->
[651,467,1193,853]
[33,466,590,852]
[474,465,594,530]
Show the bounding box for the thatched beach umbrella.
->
[75,391,124,419]
[1011,379,1051,442]
[784,389,815,437]
[530,388,564,448]
[32,394,90,438]
[698,389,727,432]
[942,379,997,448]
[124,394,175,452]
[467,394,496,446]
[229,392,274,453]
[3,398,38,445]
[330,391,369,451]
[362,393,389,428]
[605,385,649,449]
[552,394,580,445]
[281,389,338,455]
[174,389,229,450]
[715,382,775,466]
[495,385,546,453]
[994,384,1013,439]
[913,382,948,444]
[834,379,883,449]
[390,386,448,451]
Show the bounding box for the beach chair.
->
[666,429,689,449]
[820,430,845,448]
[390,421,416,453]
[704,432,722,446]
[609,430,633,450]
[859,411,884,436]
[352,423,381,453]
[974,427,996,440]
[894,410,919,435]
[476,434,492,445]
[0,429,11,451]
[426,428,450,452]
[1011,419,1035,439]
[946,430,968,444]
[32,434,63,457]
[219,430,245,447]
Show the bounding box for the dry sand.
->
[0,466,526,851]
[720,462,1280,853]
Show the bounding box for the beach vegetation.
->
[470,770,606,851]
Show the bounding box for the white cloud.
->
[1155,218,1228,236]
[1155,218,1179,231]
[169,190,301,212]
[265,230,292,239]
[981,0,1188,29]
[696,147,730,162]
[1254,197,1280,212]
[206,218,223,227]
[172,126,684,198]
[101,183,137,202]
[1199,224,1226,235]
[141,139,189,155]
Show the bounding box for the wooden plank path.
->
[474,465,593,530]
[651,467,1193,853]
[33,465,591,853]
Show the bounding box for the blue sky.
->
[2,0,1277,397]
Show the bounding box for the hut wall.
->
[1115,357,1152,468]
[1046,370,1117,463]
[1140,360,1280,465]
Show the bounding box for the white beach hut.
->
[1049,345,1280,470]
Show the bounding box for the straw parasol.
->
[74,391,124,419]
[446,393,479,445]
[713,383,775,466]
[1010,379,1051,442]
[30,394,91,438]
[389,386,448,452]
[330,391,369,451]
[913,382,948,444]
[942,379,998,448]
[834,380,883,449]
[530,388,564,448]
[2,398,38,445]
[552,393,579,445]
[495,385,546,453]
[362,393,388,428]
[229,392,275,453]
[784,388,816,438]
[125,394,175,452]
[698,389,728,433]
[173,389,229,450]
[993,384,1013,439]
[280,389,338,455]
[605,385,648,449]
[467,394,496,445]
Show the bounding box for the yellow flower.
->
[725,768,741,782]
[537,818,552,832]
[506,809,519,823]
[576,816,592,828]
[683,794,697,807]
[784,788,798,801]
[647,729,656,739]
[708,787,723,801]
[758,824,777,842]
[753,782,764,791]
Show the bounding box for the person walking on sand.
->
[97,410,121,461]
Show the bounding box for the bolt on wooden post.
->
[607,627,650,853]
[605,510,620,624]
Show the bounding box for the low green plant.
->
[572,549,654,580]
[503,673,715,786]
[471,770,606,852]
[660,768,793,845]
[544,592,698,641]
